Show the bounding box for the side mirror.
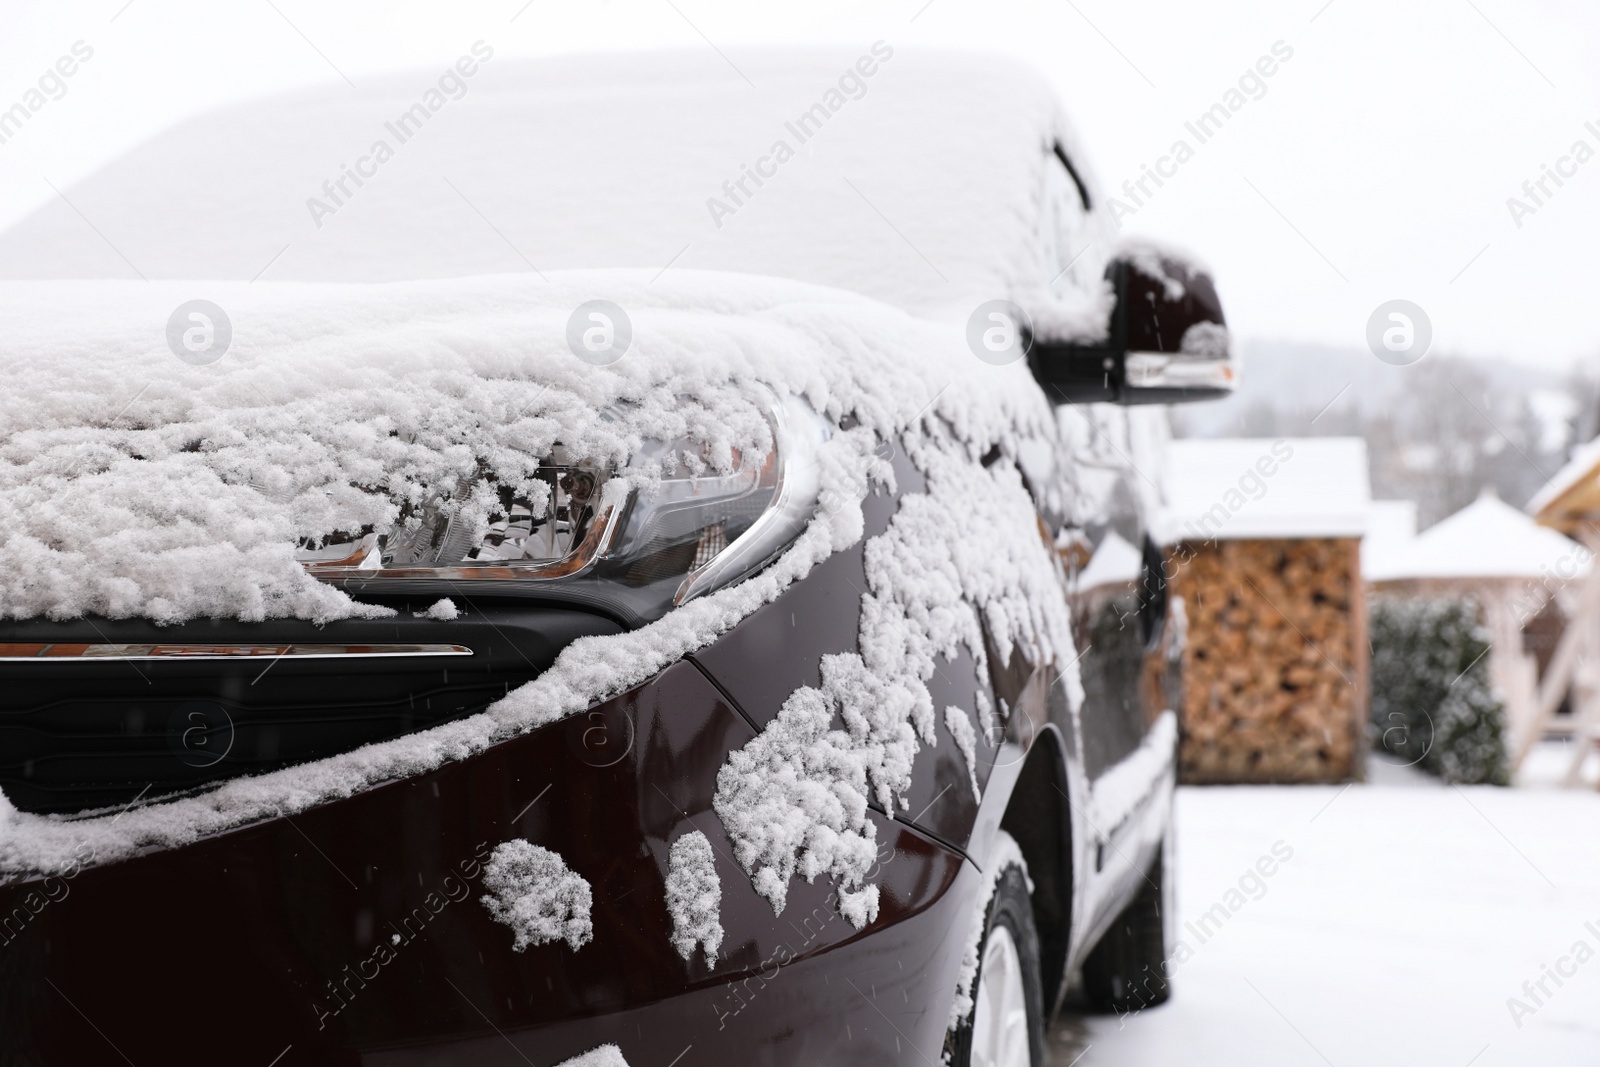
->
[1028,250,1238,405]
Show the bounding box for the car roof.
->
[0,48,1093,321]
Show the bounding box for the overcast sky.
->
[3,0,1597,371]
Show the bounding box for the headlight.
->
[301,392,830,625]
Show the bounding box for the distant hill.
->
[1172,339,1598,528]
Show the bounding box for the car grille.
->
[0,606,619,816]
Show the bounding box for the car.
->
[0,47,1234,1066]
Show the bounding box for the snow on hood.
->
[0,270,1058,624]
[0,268,1071,876]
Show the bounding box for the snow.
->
[479,839,593,952]
[1047,783,1600,1066]
[1527,435,1600,522]
[414,597,459,620]
[1368,488,1591,583]
[554,1046,630,1067]
[950,829,1032,1030]
[1089,711,1177,831]
[837,880,879,929]
[1527,390,1580,454]
[1076,529,1143,591]
[1518,738,1600,790]
[713,422,1081,929]
[0,49,1115,336]
[1115,235,1213,301]
[0,274,799,625]
[664,830,722,963]
[711,684,881,927]
[945,705,981,801]
[1157,438,1370,544]
[1361,499,1419,581]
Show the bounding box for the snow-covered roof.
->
[1077,529,1142,590]
[1528,435,1600,533]
[0,48,1113,335]
[1157,437,1370,543]
[1368,488,1591,583]
[1360,500,1418,582]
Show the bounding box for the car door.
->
[1057,402,1176,944]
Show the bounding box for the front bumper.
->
[0,652,975,1066]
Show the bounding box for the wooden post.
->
[1349,537,1369,783]
[1560,656,1599,787]
[1512,524,1600,773]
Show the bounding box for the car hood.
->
[0,269,1061,625]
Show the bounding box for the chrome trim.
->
[1124,350,1237,391]
[0,643,474,662]
[673,391,829,606]
[302,503,623,583]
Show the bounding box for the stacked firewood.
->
[1169,537,1366,784]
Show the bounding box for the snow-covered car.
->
[0,48,1233,1066]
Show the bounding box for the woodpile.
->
[1169,537,1367,784]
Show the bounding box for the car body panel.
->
[0,608,621,816]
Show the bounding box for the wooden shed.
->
[1518,438,1600,786]
[1364,487,1591,752]
[1158,438,1370,784]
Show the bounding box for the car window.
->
[1057,407,1173,779]
[1039,144,1094,298]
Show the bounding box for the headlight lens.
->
[301,392,830,624]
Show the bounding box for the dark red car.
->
[0,49,1233,1066]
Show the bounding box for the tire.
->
[1081,832,1173,1015]
[948,864,1047,1067]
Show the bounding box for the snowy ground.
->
[1048,745,1600,1065]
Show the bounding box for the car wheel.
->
[951,864,1046,1067]
[1081,831,1172,1015]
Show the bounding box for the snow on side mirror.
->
[1028,249,1238,406]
